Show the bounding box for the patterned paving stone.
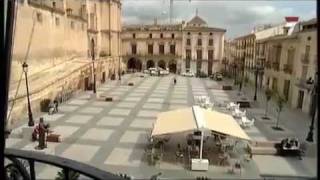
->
[147,98,164,103]
[59,105,79,112]
[142,103,163,110]
[104,147,143,167]
[123,97,142,102]
[108,108,131,116]
[96,116,125,126]
[81,128,114,141]
[67,99,89,105]
[79,107,103,114]
[120,131,148,144]
[52,125,79,138]
[91,101,113,107]
[137,110,159,118]
[41,114,65,122]
[61,144,100,162]
[65,115,93,124]
[5,138,22,148]
[117,102,137,108]
[130,119,154,129]
[170,99,188,104]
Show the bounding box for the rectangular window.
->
[186,50,191,60]
[197,39,202,46]
[305,45,310,57]
[287,48,295,65]
[159,44,164,54]
[70,21,75,29]
[197,50,202,60]
[133,33,136,39]
[170,45,175,55]
[171,33,175,39]
[208,50,213,60]
[55,17,60,26]
[148,44,153,55]
[90,13,94,29]
[36,12,43,23]
[187,39,191,46]
[132,44,137,54]
[209,39,213,46]
[283,80,290,100]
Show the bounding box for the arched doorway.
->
[127,58,142,72]
[146,60,155,69]
[158,60,166,69]
[169,59,177,73]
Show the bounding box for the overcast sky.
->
[121,0,316,39]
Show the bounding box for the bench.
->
[247,141,281,155]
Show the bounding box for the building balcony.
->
[283,64,293,74]
[295,78,314,91]
[301,54,310,64]
[265,61,271,69]
[272,62,279,71]
[123,53,180,59]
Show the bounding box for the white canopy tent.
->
[151,106,251,160]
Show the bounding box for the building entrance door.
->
[85,77,90,90]
[297,90,304,109]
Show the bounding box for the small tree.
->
[275,94,286,129]
[263,88,273,119]
[55,169,79,180]
[244,76,249,86]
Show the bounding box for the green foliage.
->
[265,88,273,101]
[55,169,80,180]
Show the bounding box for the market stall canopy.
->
[151,106,250,141]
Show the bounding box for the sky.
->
[121,0,317,39]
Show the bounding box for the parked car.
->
[182,71,195,77]
[143,70,149,74]
[215,73,223,81]
[160,69,169,75]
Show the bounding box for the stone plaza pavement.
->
[6,74,317,179]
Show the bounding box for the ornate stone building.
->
[122,13,226,75]
[8,0,121,126]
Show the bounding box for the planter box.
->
[105,97,113,101]
[128,83,134,86]
[222,85,232,90]
[47,133,61,142]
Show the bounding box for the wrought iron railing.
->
[4,148,124,180]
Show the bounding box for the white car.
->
[182,71,195,77]
[150,70,158,76]
[143,70,149,74]
[160,69,169,75]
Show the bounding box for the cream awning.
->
[151,106,250,141]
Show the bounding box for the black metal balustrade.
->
[4,148,123,180]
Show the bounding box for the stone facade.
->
[122,14,226,75]
[8,0,122,127]
[224,17,317,115]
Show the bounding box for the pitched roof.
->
[187,15,207,25]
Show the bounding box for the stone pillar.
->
[142,60,147,70]
[191,60,196,73]
[202,61,208,75]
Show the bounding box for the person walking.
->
[53,98,59,113]
[173,78,177,85]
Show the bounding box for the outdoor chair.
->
[241,117,255,128]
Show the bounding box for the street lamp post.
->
[22,62,34,127]
[91,39,97,94]
[118,56,121,81]
[254,65,259,101]
[306,72,318,142]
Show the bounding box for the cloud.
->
[121,0,316,38]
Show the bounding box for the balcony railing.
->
[272,62,279,71]
[4,148,123,180]
[295,78,314,90]
[283,64,293,74]
[301,54,310,64]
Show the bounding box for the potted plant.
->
[262,88,273,120]
[273,94,286,130]
[55,169,79,180]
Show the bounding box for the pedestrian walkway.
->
[5,75,316,179]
